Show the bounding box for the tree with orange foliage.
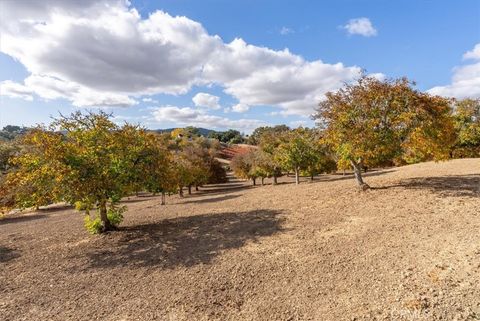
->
[313,76,455,189]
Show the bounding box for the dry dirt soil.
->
[1,159,479,321]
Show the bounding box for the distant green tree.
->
[255,135,283,185]
[0,125,29,141]
[276,128,318,185]
[251,150,281,185]
[184,126,201,137]
[208,129,244,144]
[248,125,290,145]
[300,129,337,180]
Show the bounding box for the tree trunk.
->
[261,177,264,186]
[195,185,199,191]
[343,169,346,176]
[310,173,314,181]
[294,167,300,185]
[161,192,166,205]
[179,186,184,197]
[351,160,370,190]
[188,185,192,195]
[98,199,112,232]
[273,175,278,185]
[252,178,256,186]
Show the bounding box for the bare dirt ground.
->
[1,159,479,321]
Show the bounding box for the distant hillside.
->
[218,143,257,161]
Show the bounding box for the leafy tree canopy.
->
[313,75,456,188]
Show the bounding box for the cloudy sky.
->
[0,0,479,132]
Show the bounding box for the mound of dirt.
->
[1,159,479,321]
[218,143,257,161]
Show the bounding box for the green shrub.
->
[74,201,87,211]
[84,215,103,234]
[107,206,126,227]
[83,205,126,234]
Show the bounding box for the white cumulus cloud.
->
[152,106,267,131]
[142,97,158,103]
[203,38,361,115]
[463,44,480,60]
[231,103,250,113]
[24,75,136,107]
[0,0,365,116]
[192,92,221,109]
[428,43,480,99]
[0,80,34,101]
[342,17,377,37]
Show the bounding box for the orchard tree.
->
[208,159,228,184]
[2,112,165,233]
[183,144,210,194]
[314,76,455,189]
[257,129,285,184]
[172,154,193,197]
[451,98,480,157]
[170,135,225,195]
[0,129,61,211]
[52,112,146,232]
[276,128,317,185]
[230,149,259,185]
[252,150,281,185]
[135,133,174,205]
[301,129,337,180]
[248,125,290,145]
[117,125,155,196]
[0,141,18,172]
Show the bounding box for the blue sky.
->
[0,0,479,132]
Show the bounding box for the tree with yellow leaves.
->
[314,76,455,189]
[1,112,173,233]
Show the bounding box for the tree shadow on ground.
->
[0,214,47,226]
[121,197,155,204]
[373,174,480,198]
[185,184,253,198]
[84,209,284,270]
[0,246,20,263]
[203,183,246,188]
[37,205,73,213]
[266,169,396,186]
[181,194,241,205]
[318,168,396,183]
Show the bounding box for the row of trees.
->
[233,76,479,189]
[231,127,335,186]
[0,113,226,233]
[0,75,478,233]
